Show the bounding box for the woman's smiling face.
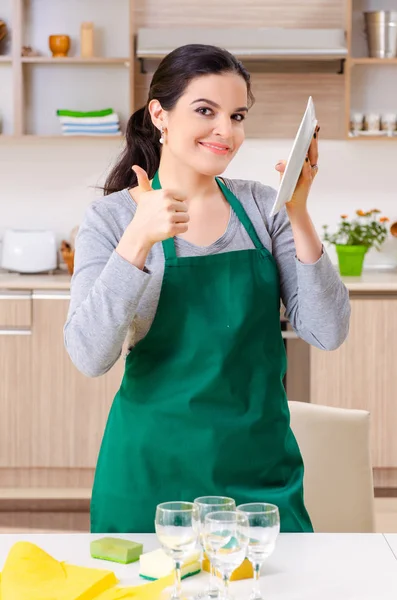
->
[159,72,249,176]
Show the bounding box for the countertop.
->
[0,533,397,599]
[0,270,397,293]
[0,271,71,291]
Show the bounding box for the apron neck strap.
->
[215,178,264,250]
[151,170,264,260]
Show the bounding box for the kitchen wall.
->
[0,137,396,267]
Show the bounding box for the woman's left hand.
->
[275,125,320,215]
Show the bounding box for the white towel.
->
[59,113,120,125]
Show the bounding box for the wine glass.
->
[202,510,249,600]
[155,501,200,600]
[237,503,280,600]
[194,496,236,599]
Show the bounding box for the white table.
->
[1,533,397,599]
[385,534,397,560]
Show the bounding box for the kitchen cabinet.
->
[0,290,124,480]
[31,292,124,468]
[310,295,397,470]
[0,292,32,467]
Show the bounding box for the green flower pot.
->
[336,244,368,276]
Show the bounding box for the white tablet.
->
[269,96,318,218]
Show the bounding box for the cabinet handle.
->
[282,331,299,339]
[0,294,32,300]
[0,329,32,336]
[32,292,71,300]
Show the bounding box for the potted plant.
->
[322,209,389,276]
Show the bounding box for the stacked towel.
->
[57,108,122,136]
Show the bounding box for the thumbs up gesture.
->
[126,164,190,245]
[116,166,189,268]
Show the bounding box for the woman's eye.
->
[195,107,245,122]
[196,107,213,116]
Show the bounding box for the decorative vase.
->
[49,35,70,57]
[336,244,368,276]
[80,22,94,58]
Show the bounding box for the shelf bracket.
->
[338,58,346,75]
[138,58,147,75]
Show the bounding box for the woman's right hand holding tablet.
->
[116,165,189,269]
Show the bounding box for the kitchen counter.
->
[341,270,397,292]
[0,533,397,599]
[0,270,397,292]
[0,271,71,291]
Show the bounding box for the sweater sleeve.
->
[64,200,151,377]
[258,183,351,350]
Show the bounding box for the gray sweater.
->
[64,178,350,377]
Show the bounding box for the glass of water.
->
[202,510,249,600]
[155,501,200,600]
[194,496,236,599]
[237,503,280,600]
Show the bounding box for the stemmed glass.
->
[194,496,236,599]
[202,510,249,600]
[237,503,280,600]
[155,501,200,600]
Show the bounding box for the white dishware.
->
[269,96,318,217]
[381,113,397,135]
[365,113,381,132]
[351,112,364,133]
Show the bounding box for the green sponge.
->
[90,537,143,564]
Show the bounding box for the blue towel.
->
[61,125,120,134]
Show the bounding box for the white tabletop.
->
[1,533,397,599]
[385,534,397,559]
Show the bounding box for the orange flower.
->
[356,210,366,217]
[380,217,389,223]
[340,214,348,219]
[372,209,381,214]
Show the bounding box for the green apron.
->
[90,172,313,534]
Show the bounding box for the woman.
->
[64,44,350,534]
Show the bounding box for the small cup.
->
[351,112,364,134]
[381,113,397,135]
[365,113,381,133]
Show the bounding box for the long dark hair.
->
[103,44,254,195]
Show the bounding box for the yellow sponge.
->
[202,553,253,581]
[90,538,143,565]
[139,548,201,581]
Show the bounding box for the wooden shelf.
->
[22,134,124,139]
[21,56,130,65]
[0,56,12,63]
[0,135,123,141]
[347,135,397,141]
[350,58,397,66]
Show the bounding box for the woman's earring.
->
[159,127,164,144]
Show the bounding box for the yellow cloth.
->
[0,542,173,600]
[95,574,174,599]
[202,553,253,581]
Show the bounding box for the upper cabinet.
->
[1,0,394,141]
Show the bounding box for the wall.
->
[0,137,396,267]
